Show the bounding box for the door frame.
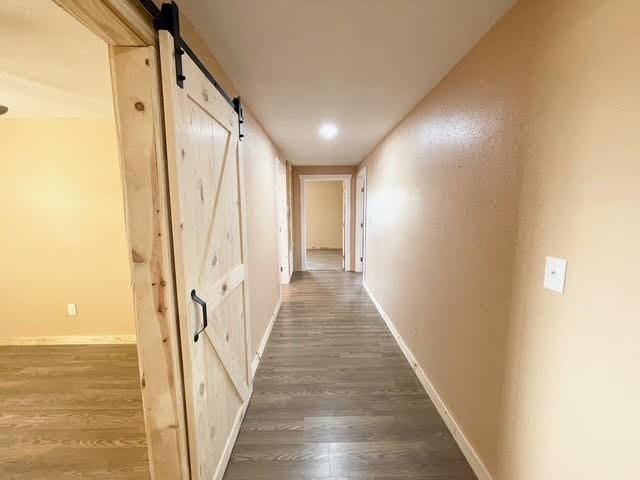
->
[299,174,352,271]
[274,158,291,284]
[355,167,368,274]
[287,163,294,280]
[52,1,189,479]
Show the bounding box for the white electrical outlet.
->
[544,257,567,294]
[67,304,77,316]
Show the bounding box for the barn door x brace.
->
[138,0,245,139]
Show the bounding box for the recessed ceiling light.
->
[318,122,339,140]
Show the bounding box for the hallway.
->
[3,1,638,479]
[224,272,475,479]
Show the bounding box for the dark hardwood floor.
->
[0,344,149,479]
[224,271,476,479]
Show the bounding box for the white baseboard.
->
[0,335,137,346]
[250,296,281,378]
[362,281,493,480]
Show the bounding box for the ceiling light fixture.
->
[0,105,8,116]
[318,122,339,140]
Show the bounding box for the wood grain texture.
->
[109,45,189,480]
[0,336,136,345]
[223,271,477,479]
[0,345,149,479]
[159,30,251,480]
[305,249,343,271]
[52,0,154,47]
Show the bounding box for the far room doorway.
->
[300,174,352,271]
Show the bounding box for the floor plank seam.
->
[224,271,477,480]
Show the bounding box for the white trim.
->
[355,167,367,273]
[0,335,137,345]
[250,296,282,378]
[362,281,493,480]
[275,158,291,284]
[299,174,352,271]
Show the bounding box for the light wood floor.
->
[305,249,343,271]
[224,271,476,479]
[0,344,150,479]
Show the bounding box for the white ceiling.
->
[0,0,113,119]
[178,0,516,165]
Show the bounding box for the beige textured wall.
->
[292,166,357,271]
[305,181,343,249]
[242,111,287,351]
[0,119,135,338]
[169,1,291,354]
[359,0,640,478]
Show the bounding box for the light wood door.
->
[159,32,251,480]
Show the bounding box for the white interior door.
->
[159,31,251,480]
[355,169,367,273]
[287,164,294,273]
[275,159,290,283]
[342,181,346,270]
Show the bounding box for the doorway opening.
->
[0,0,148,477]
[300,174,352,271]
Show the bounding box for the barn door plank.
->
[158,31,251,480]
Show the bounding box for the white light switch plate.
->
[67,303,77,316]
[544,257,567,294]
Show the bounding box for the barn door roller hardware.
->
[139,0,244,139]
[233,97,245,140]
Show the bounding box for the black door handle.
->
[191,289,208,342]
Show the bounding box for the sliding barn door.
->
[158,31,252,480]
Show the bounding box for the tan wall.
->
[305,181,343,249]
[0,119,135,338]
[242,110,287,351]
[292,166,357,271]
[167,0,291,354]
[359,0,640,478]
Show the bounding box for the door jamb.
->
[299,174,352,272]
